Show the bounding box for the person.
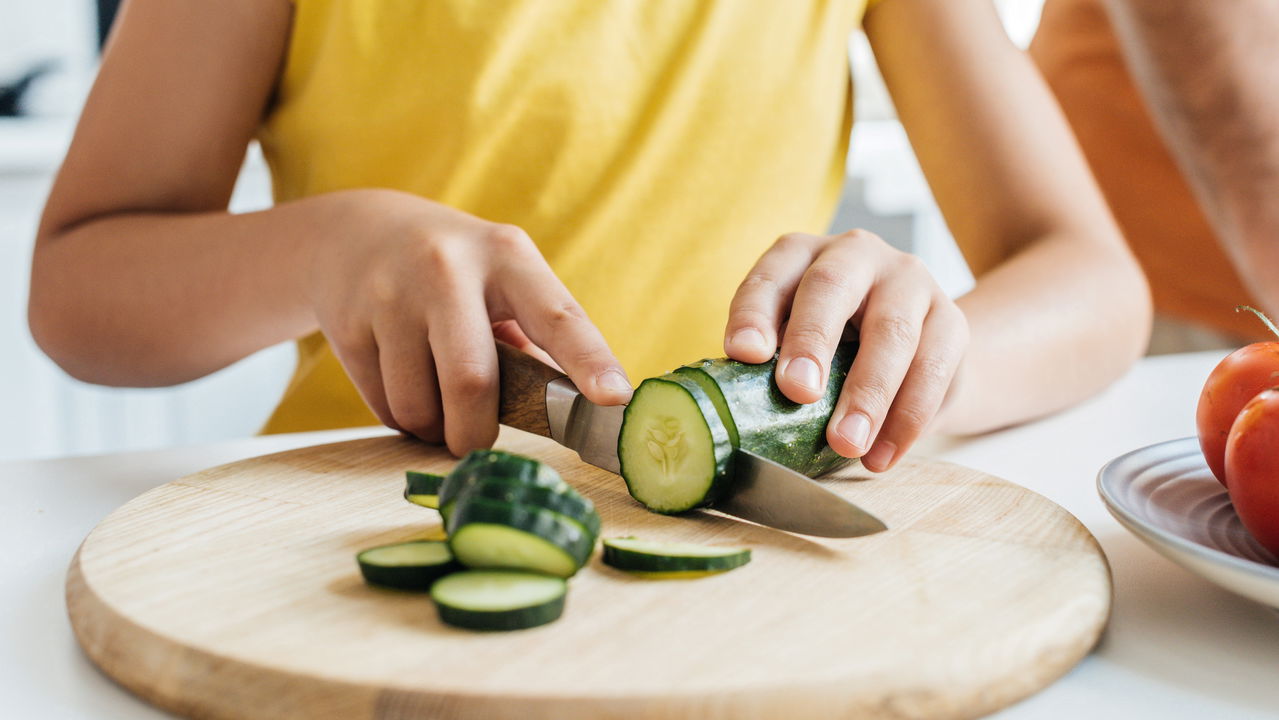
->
[28,0,1150,473]
[1032,0,1279,350]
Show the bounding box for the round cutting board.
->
[68,429,1110,720]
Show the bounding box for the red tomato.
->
[1196,341,1279,486]
[1224,388,1279,556]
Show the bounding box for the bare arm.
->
[1104,0,1279,318]
[865,0,1151,435]
[30,0,630,454]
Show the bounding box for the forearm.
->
[30,190,375,386]
[937,235,1152,435]
[1105,0,1279,314]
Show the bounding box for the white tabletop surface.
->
[4,350,1278,719]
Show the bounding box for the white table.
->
[4,351,1277,719]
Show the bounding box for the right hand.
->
[307,189,632,455]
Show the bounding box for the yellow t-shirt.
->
[258,0,875,433]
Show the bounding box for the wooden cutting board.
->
[67,429,1110,720]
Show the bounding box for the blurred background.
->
[0,0,1043,461]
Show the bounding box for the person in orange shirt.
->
[1032,0,1279,350]
[29,0,1151,471]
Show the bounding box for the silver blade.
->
[712,450,887,538]
[545,378,624,473]
[544,378,886,538]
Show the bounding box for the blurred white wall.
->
[0,0,1044,461]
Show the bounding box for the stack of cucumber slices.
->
[618,340,858,513]
[359,450,598,631]
[357,449,753,632]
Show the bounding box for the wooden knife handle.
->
[497,341,567,438]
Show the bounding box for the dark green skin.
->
[438,449,566,508]
[676,340,858,478]
[442,477,601,538]
[618,374,736,513]
[446,496,596,572]
[356,541,460,591]
[602,540,751,573]
[404,470,445,497]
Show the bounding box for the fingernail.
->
[730,328,769,356]
[784,356,822,392]
[598,369,633,394]
[836,412,871,452]
[863,441,898,471]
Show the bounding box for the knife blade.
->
[496,342,887,538]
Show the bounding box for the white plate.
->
[1098,437,1279,610]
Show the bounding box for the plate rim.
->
[1096,436,1279,584]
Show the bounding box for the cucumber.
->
[431,570,567,631]
[443,478,601,538]
[404,470,445,509]
[438,449,566,508]
[356,541,459,591]
[602,537,751,574]
[676,340,858,477]
[617,374,735,513]
[447,496,595,578]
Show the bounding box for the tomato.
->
[1224,388,1279,556]
[1195,341,1279,486]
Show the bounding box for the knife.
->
[495,343,887,538]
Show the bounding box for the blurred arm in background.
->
[1104,0,1279,320]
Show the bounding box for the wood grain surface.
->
[67,429,1111,720]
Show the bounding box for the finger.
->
[374,318,443,444]
[428,285,501,456]
[859,302,967,472]
[775,242,875,404]
[492,319,560,370]
[724,233,820,364]
[328,331,398,432]
[825,266,932,459]
[501,268,632,406]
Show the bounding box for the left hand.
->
[723,229,969,471]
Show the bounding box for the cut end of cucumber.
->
[405,493,440,509]
[356,540,458,591]
[449,522,581,578]
[431,570,567,631]
[619,378,729,513]
[359,541,454,567]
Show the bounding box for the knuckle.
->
[541,299,588,328]
[775,232,813,251]
[326,318,369,352]
[888,402,933,437]
[853,372,896,413]
[739,272,782,297]
[395,407,443,439]
[870,313,918,348]
[896,252,928,274]
[785,320,836,351]
[913,353,954,389]
[448,359,497,398]
[486,224,533,252]
[802,264,851,295]
[836,228,883,249]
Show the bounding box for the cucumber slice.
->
[602,537,751,573]
[447,497,595,577]
[356,540,459,591]
[439,449,567,508]
[404,471,445,509]
[677,340,858,477]
[444,478,601,538]
[430,570,566,631]
[618,374,735,513]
